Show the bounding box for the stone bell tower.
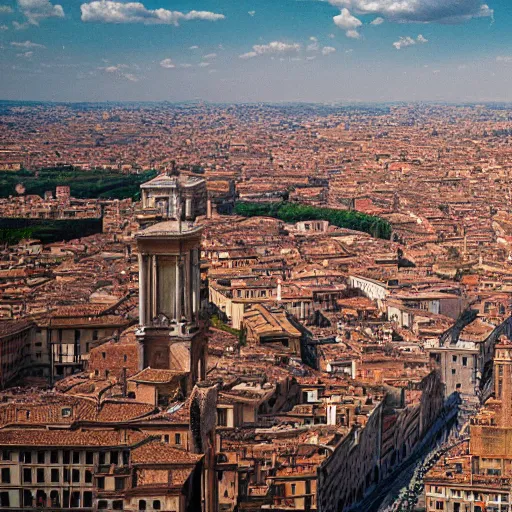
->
[136,219,206,391]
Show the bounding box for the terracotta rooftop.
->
[0,429,146,447]
[128,368,189,385]
[131,439,203,465]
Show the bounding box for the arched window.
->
[139,500,146,511]
[153,500,161,510]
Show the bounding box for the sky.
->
[0,0,511,103]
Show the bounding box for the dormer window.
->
[61,408,72,418]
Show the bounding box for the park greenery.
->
[0,167,158,200]
[234,201,392,240]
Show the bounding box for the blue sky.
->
[0,0,510,102]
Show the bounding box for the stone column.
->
[138,254,147,326]
[193,249,201,318]
[151,255,157,320]
[184,252,191,321]
[176,256,183,320]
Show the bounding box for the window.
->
[98,500,108,510]
[63,450,70,464]
[435,501,444,510]
[62,408,72,418]
[153,500,161,510]
[462,357,468,367]
[99,452,106,465]
[217,408,228,427]
[452,369,456,375]
[124,354,127,362]
[1,468,10,484]
[37,468,45,483]
[70,491,80,508]
[115,477,125,491]
[23,490,33,507]
[86,451,94,465]
[102,352,106,359]
[23,468,32,483]
[0,492,9,507]
[50,450,59,464]
[21,451,32,463]
[1,451,10,461]
[139,500,147,511]
[97,477,105,489]
[93,330,99,341]
[72,469,80,483]
[112,500,123,510]
[37,451,45,464]
[83,492,93,508]
[63,469,70,483]
[291,484,296,495]
[163,435,170,443]
[51,469,59,483]
[452,355,457,363]
[110,451,119,465]
[175,433,182,445]
[72,451,80,464]
[85,470,93,483]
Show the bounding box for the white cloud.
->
[393,36,415,49]
[99,63,139,81]
[11,39,45,48]
[189,45,199,50]
[0,5,13,13]
[12,21,29,28]
[17,50,32,57]
[159,58,175,68]
[253,41,300,54]
[327,0,493,24]
[198,61,210,67]
[306,55,316,60]
[321,45,336,55]
[180,63,192,68]
[333,8,362,39]
[239,40,300,59]
[17,0,64,25]
[80,1,225,25]
[346,29,360,39]
[248,10,255,16]
[370,16,384,25]
[101,64,127,72]
[393,34,428,50]
[497,56,512,63]
[239,51,257,59]
[203,52,216,59]
[307,36,319,52]
[0,24,7,29]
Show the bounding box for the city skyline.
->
[0,0,511,103]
